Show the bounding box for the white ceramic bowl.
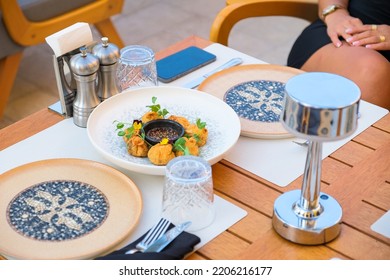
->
[87,86,241,175]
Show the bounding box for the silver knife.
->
[182,57,243,89]
[143,221,192,253]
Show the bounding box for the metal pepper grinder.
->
[92,37,120,101]
[70,47,100,127]
[272,72,361,245]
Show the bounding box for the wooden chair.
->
[0,0,125,119]
[210,0,319,46]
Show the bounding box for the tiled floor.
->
[0,0,310,129]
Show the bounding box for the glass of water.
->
[162,156,215,232]
[116,45,158,91]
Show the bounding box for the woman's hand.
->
[345,24,390,51]
[324,10,364,48]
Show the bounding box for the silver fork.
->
[125,217,170,254]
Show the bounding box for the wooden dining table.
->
[1,36,389,260]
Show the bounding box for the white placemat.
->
[0,119,247,257]
[165,43,389,187]
[371,210,390,238]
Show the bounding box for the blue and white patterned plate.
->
[224,80,285,123]
[199,64,304,139]
[0,158,142,259]
[7,179,109,242]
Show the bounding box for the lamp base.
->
[272,190,342,245]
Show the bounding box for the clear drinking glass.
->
[162,156,215,232]
[116,45,158,91]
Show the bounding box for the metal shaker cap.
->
[70,47,99,76]
[92,37,119,65]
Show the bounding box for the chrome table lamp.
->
[272,72,361,245]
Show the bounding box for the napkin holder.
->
[272,72,361,245]
[45,22,93,117]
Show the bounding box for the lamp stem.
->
[300,140,322,212]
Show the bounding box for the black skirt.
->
[287,0,390,68]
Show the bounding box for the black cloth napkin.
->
[95,223,201,260]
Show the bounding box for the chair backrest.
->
[0,0,123,48]
[210,0,318,45]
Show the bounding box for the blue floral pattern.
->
[224,80,286,122]
[7,180,109,241]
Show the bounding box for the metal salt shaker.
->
[70,47,100,127]
[92,37,120,100]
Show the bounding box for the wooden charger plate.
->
[198,64,304,139]
[0,158,142,260]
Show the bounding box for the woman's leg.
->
[301,43,390,109]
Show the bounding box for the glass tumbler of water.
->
[162,156,215,232]
[117,45,158,91]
